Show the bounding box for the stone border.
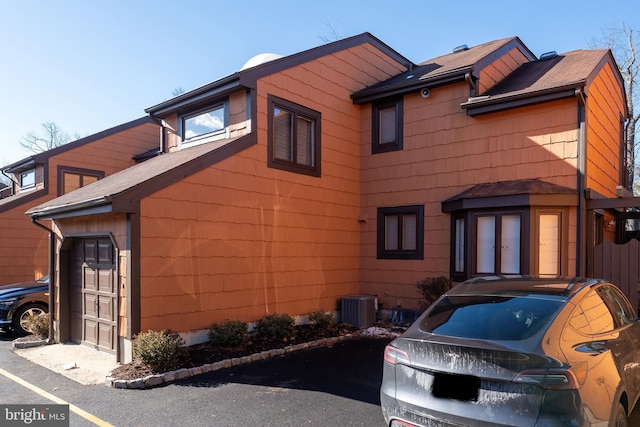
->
[105,335,353,389]
[12,337,49,349]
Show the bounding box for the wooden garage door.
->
[70,238,117,353]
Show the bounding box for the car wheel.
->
[612,402,628,427]
[13,303,47,336]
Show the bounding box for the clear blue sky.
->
[0,0,635,167]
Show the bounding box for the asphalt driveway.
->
[0,330,391,426]
[3,329,640,426]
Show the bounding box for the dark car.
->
[381,276,640,427]
[0,276,49,335]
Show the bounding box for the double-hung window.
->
[377,205,424,259]
[268,95,321,177]
[180,103,228,147]
[372,99,403,154]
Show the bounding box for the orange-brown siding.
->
[477,47,531,94]
[0,122,158,285]
[359,82,581,307]
[585,61,626,196]
[138,42,406,332]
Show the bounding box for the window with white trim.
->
[180,103,228,147]
[19,169,36,190]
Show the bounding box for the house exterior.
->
[0,117,160,285]
[25,33,628,362]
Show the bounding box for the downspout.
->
[464,72,477,97]
[31,217,56,343]
[149,117,166,154]
[1,169,15,196]
[576,88,587,276]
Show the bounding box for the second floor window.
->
[372,99,403,154]
[59,166,104,195]
[268,95,321,177]
[19,169,36,189]
[181,103,227,146]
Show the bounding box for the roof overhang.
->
[27,197,112,220]
[351,67,470,104]
[145,75,242,117]
[442,179,578,212]
[461,83,585,116]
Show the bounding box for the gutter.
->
[31,218,56,343]
[351,67,470,105]
[28,197,112,220]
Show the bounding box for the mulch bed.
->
[110,323,363,381]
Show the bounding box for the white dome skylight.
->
[240,53,284,71]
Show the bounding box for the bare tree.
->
[318,20,341,43]
[591,23,639,192]
[19,122,71,153]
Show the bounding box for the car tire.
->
[612,402,628,427]
[13,303,47,336]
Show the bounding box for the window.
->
[377,205,424,259]
[19,169,36,189]
[180,103,227,146]
[538,213,560,276]
[58,166,104,196]
[475,213,522,275]
[268,95,321,177]
[372,99,403,154]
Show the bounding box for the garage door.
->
[70,238,117,353]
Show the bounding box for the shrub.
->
[307,310,335,328]
[256,313,295,341]
[132,329,187,371]
[416,276,451,310]
[208,320,249,348]
[26,313,49,337]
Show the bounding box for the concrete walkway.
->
[13,342,119,385]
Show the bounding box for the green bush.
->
[307,310,335,328]
[26,313,49,337]
[132,329,187,371]
[208,320,249,348]
[416,276,451,310]
[256,313,295,341]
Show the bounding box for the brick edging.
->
[105,334,354,389]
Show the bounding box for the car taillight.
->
[390,420,417,427]
[514,363,587,390]
[384,345,411,365]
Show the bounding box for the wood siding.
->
[359,82,581,307]
[585,61,626,196]
[138,43,405,332]
[477,47,531,93]
[0,122,158,285]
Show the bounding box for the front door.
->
[70,238,117,353]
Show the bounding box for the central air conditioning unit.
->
[341,295,376,328]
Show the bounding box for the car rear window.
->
[420,295,564,341]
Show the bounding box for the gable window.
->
[180,103,228,146]
[372,99,403,154]
[58,166,104,196]
[19,169,36,190]
[377,205,424,259]
[268,95,321,177]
